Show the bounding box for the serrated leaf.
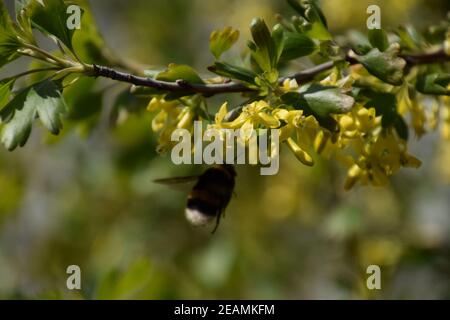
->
[156,63,204,84]
[368,29,389,52]
[0,79,66,151]
[33,80,66,134]
[0,89,34,150]
[416,73,450,96]
[351,44,406,86]
[209,26,239,59]
[280,32,316,61]
[28,0,78,51]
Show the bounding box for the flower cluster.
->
[147,97,197,154]
[332,104,421,189]
[146,74,436,189]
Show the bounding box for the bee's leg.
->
[211,212,222,234]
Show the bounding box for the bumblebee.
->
[154,165,236,233]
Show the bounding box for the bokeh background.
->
[0,0,450,299]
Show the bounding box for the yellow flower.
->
[343,130,421,189]
[147,97,178,113]
[314,130,331,154]
[396,85,426,137]
[222,100,280,140]
[272,108,302,141]
[215,102,229,126]
[147,97,198,154]
[280,78,299,92]
[295,115,320,151]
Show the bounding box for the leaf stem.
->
[2,67,61,82]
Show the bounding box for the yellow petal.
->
[152,110,167,132]
[215,102,228,123]
[254,100,270,113]
[279,124,294,142]
[402,153,422,168]
[273,108,290,121]
[286,138,314,166]
[370,165,389,186]
[147,97,161,112]
[339,115,356,131]
[314,130,330,154]
[301,115,319,129]
[177,108,195,130]
[239,119,254,141]
[344,164,362,190]
[258,112,280,128]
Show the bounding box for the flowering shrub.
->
[0,0,449,189]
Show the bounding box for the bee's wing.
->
[153,175,199,192]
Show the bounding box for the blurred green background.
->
[0,0,449,299]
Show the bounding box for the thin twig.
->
[91,49,449,96]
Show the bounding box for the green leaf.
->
[63,77,102,136]
[209,27,239,59]
[272,24,285,62]
[301,85,354,117]
[1,1,15,31]
[34,80,66,134]
[0,79,66,151]
[64,77,102,121]
[305,21,332,41]
[363,90,408,140]
[0,89,34,150]
[395,25,422,50]
[287,0,331,40]
[280,32,316,61]
[0,1,22,68]
[71,0,105,64]
[0,79,15,110]
[156,63,204,84]
[110,89,147,126]
[249,18,277,71]
[208,62,257,85]
[28,0,78,51]
[393,115,409,141]
[368,29,389,52]
[416,73,450,96]
[351,44,406,86]
[282,84,355,118]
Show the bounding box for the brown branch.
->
[92,49,449,96]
